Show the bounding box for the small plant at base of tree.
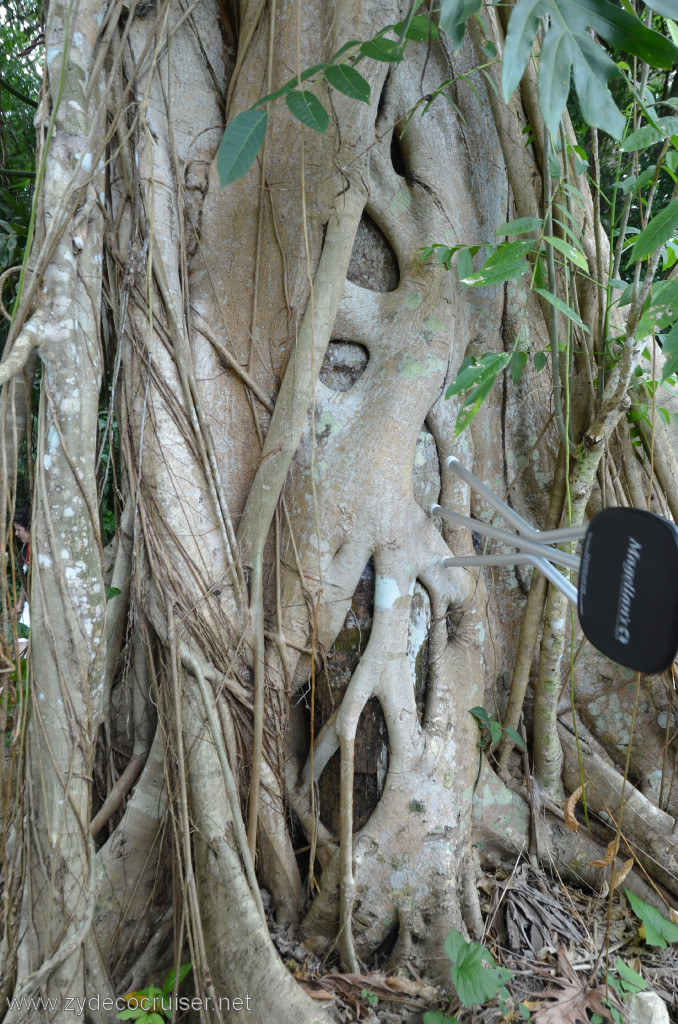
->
[423,927,529,1023]
[469,705,526,753]
[361,987,379,1007]
[117,964,192,1024]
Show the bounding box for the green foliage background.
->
[0,0,41,356]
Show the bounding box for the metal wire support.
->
[433,457,584,606]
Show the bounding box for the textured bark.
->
[4,2,108,1017]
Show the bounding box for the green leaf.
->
[447,352,509,395]
[510,349,528,382]
[454,379,504,431]
[567,30,625,140]
[559,182,589,215]
[393,14,440,40]
[360,38,403,62]
[495,216,543,236]
[461,239,534,285]
[440,0,483,51]
[449,353,512,433]
[469,706,490,727]
[502,0,545,101]
[575,0,678,66]
[552,215,584,248]
[534,286,590,331]
[538,20,575,140]
[626,889,678,947]
[462,262,529,286]
[444,929,515,1008]
[324,64,371,103]
[285,90,329,133]
[484,239,536,265]
[503,0,675,139]
[217,109,268,187]
[644,0,678,17]
[636,279,678,335]
[116,1011,145,1022]
[629,198,678,262]
[503,725,527,749]
[618,166,657,196]
[661,323,678,380]
[258,67,324,107]
[423,1011,460,1024]
[534,350,547,371]
[331,40,362,62]
[163,963,192,996]
[622,116,678,152]
[457,247,473,283]
[489,720,502,744]
[106,586,122,601]
[613,957,648,993]
[543,234,588,270]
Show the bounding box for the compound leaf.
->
[503,0,675,140]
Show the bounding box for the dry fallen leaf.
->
[586,837,619,869]
[296,972,432,1008]
[564,786,583,833]
[294,980,335,1002]
[534,947,624,1024]
[384,975,438,1001]
[611,857,634,893]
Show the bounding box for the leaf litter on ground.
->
[533,947,624,1024]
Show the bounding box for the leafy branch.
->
[217,6,438,185]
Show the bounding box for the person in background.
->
[13,508,30,654]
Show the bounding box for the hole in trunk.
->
[314,559,389,833]
[409,581,431,723]
[390,131,406,177]
[319,341,368,392]
[347,213,399,292]
[318,699,389,835]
